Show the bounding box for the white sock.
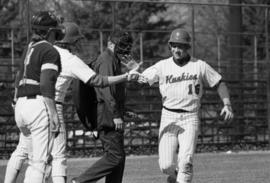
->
[52,176,66,183]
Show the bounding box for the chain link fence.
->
[0,1,270,158]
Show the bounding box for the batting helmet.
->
[109,31,133,55]
[168,28,191,47]
[58,22,85,44]
[31,11,65,40]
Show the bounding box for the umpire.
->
[72,31,133,183]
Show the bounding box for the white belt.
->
[19,79,39,86]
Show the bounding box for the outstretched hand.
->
[220,105,234,121]
[127,68,148,83]
[121,57,149,83]
[123,60,150,83]
[121,60,143,72]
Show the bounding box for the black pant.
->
[75,130,126,183]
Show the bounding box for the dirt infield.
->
[1,151,270,183]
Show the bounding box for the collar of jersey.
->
[31,40,51,47]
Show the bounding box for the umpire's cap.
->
[168,28,191,48]
[59,22,85,44]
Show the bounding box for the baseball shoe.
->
[167,175,177,183]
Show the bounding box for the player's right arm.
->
[12,71,20,108]
[70,55,137,87]
[141,62,161,86]
[13,46,28,106]
[90,71,139,86]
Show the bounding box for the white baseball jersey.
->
[142,57,222,112]
[54,45,96,103]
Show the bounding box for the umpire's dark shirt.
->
[94,48,125,130]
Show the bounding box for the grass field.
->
[1,151,270,183]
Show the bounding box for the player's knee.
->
[108,151,126,166]
[24,162,47,183]
[8,152,27,170]
[115,152,126,165]
[32,161,47,174]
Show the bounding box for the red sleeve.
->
[41,46,61,72]
[40,47,61,98]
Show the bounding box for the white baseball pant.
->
[51,103,67,178]
[4,133,30,183]
[158,108,199,183]
[14,96,54,183]
[4,102,66,183]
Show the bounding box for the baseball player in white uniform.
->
[4,22,140,183]
[52,22,139,183]
[141,29,234,183]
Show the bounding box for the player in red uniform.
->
[4,11,64,183]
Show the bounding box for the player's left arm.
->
[215,81,234,121]
[202,61,233,121]
[40,48,61,136]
